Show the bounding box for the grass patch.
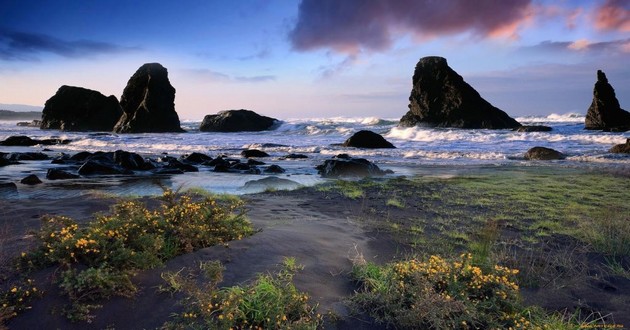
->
[161,257,322,329]
[10,189,254,322]
[351,253,581,329]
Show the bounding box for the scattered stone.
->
[114,63,184,133]
[78,160,133,175]
[5,152,49,161]
[20,174,42,185]
[316,156,389,178]
[40,85,123,131]
[283,153,308,159]
[524,147,566,160]
[241,149,270,158]
[113,150,151,170]
[16,120,41,127]
[585,70,630,131]
[400,56,520,129]
[516,125,552,132]
[156,156,199,172]
[0,135,71,146]
[264,164,286,174]
[180,152,213,164]
[0,157,18,167]
[46,168,80,180]
[199,109,278,132]
[247,159,266,166]
[609,139,630,153]
[343,130,395,148]
[0,182,18,195]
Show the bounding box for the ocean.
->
[1,113,629,198]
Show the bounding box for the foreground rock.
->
[46,168,80,180]
[400,56,520,129]
[40,85,123,131]
[20,174,42,185]
[316,155,390,178]
[199,109,278,132]
[524,147,565,160]
[516,125,552,132]
[114,63,184,133]
[0,136,70,146]
[585,70,630,131]
[343,130,395,148]
[609,139,630,153]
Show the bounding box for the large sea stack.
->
[585,70,630,131]
[199,109,278,132]
[40,85,122,131]
[400,56,520,129]
[114,63,184,133]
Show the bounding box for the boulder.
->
[199,109,278,132]
[78,160,133,175]
[46,168,80,180]
[156,156,198,172]
[316,156,389,178]
[609,139,630,153]
[264,164,286,174]
[516,125,552,132]
[247,159,266,165]
[114,63,184,133]
[400,56,520,129]
[40,85,123,131]
[0,135,71,146]
[180,152,213,164]
[241,149,270,158]
[113,150,150,170]
[343,130,395,148]
[283,153,308,159]
[20,174,42,185]
[585,70,630,131]
[524,147,565,160]
[0,157,18,167]
[17,120,41,127]
[0,182,18,196]
[5,152,49,161]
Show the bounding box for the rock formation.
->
[524,147,565,160]
[199,109,278,132]
[316,155,390,178]
[516,125,552,132]
[114,63,184,133]
[400,56,520,129]
[40,85,122,131]
[585,70,630,131]
[343,130,395,148]
[609,139,630,153]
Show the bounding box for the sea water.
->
[1,113,629,198]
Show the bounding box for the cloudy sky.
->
[1,0,628,119]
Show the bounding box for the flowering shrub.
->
[0,278,39,324]
[18,190,254,321]
[351,254,548,329]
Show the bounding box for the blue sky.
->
[1,0,628,119]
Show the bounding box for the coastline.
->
[2,164,629,329]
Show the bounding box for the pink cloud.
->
[594,0,630,32]
[289,0,533,55]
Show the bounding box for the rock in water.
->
[400,56,520,129]
[343,130,395,148]
[585,70,630,131]
[40,86,123,131]
[114,63,184,133]
[524,147,565,160]
[610,139,630,153]
[199,109,278,132]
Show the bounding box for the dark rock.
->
[0,157,18,167]
[243,177,301,191]
[230,163,253,171]
[0,182,18,195]
[585,70,630,130]
[20,174,42,185]
[343,130,395,148]
[41,85,123,131]
[516,125,552,132]
[5,152,49,161]
[78,160,133,175]
[213,163,231,172]
[241,149,270,158]
[153,168,185,175]
[113,150,149,170]
[180,152,213,164]
[283,153,308,159]
[264,165,286,174]
[524,147,565,160]
[609,139,630,153]
[114,63,184,133]
[70,151,94,162]
[46,168,80,180]
[247,159,266,165]
[316,157,389,178]
[0,136,71,146]
[17,120,41,127]
[335,154,351,159]
[205,157,230,167]
[199,109,278,132]
[400,56,520,129]
[157,156,198,172]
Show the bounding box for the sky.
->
[0,0,629,120]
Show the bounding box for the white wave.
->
[386,127,501,143]
[516,112,585,123]
[403,150,508,160]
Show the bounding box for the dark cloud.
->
[185,68,276,83]
[289,0,532,54]
[594,0,630,32]
[0,29,139,61]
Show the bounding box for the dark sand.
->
[2,167,630,329]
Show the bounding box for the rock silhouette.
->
[400,56,520,129]
[585,70,630,131]
[41,85,122,131]
[114,63,184,133]
[200,109,278,132]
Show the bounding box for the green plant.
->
[0,278,39,325]
[162,257,322,329]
